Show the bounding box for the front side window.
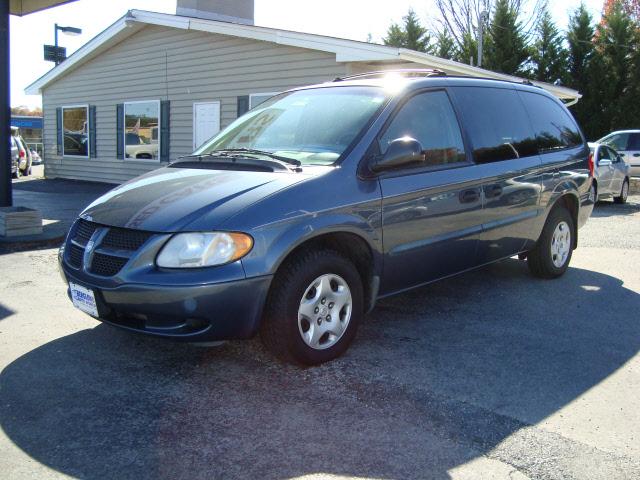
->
[62,106,88,157]
[124,101,160,160]
[196,87,389,165]
[601,133,629,151]
[518,91,582,153]
[452,87,537,163]
[379,90,466,167]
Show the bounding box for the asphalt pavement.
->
[0,179,638,479]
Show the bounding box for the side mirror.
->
[599,159,612,167]
[371,137,424,172]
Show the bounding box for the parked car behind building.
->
[588,143,630,204]
[9,135,19,178]
[10,127,32,177]
[59,72,594,365]
[597,129,640,177]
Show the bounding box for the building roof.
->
[25,9,581,103]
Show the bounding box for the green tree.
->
[383,8,432,53]
[484,0,529,75]
[597,0,635,131]
[566,3,601,138]
[530,5,567,83]
[434,28,456,59]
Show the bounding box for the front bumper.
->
[61,264,272,342]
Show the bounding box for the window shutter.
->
[160,100,170,162]
[56,107,63,155]
[237,95,249,117]
[116,103,124,159]
[89,105,97,158]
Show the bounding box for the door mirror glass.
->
[372,137,424,172]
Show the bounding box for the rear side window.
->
[451,87,537,163]
[379,90,466,167]
[518,91,582,153]
[628,133,640,150]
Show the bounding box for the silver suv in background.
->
[588,143,630,204]
[597,130,640,177]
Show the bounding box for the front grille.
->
[102,227,153,251]
[74,218,99,245]
[90,253,129,277]
[65,219,154,277]
[68,243,84,269]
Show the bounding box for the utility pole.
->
[478,10,487,67]
[0,0,11,207]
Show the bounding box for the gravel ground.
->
[0,194,638,480]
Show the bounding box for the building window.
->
[62,105,89,157]
[249,92,279,110]
[124,100,160,161]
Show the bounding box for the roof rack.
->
[333,68,447,82]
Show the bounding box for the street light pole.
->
[477,11,486,68]
[0,0,11,207]
[53,23,82,65]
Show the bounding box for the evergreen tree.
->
[531,5,567,83]
[566,3,599,139]
[597,0,635,131]
[567,3,595,90]
[484,0,529,75]
[455,33,478,65]
[434,29,456,60]
[383,9,432,53]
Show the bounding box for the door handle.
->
[484,184,503,199]
[633,153,640,157]
[459,189,480,204]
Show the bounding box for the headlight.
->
[156,232,253,268]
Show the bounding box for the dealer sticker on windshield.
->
[69,282,99,317]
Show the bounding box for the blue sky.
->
[10,0,604,108]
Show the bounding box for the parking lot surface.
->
[1,190,639,479]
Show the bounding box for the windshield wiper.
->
[211,148,301,167]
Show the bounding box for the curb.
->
[0,233,66,253]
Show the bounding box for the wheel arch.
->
[549,192,580,249]
[270,230,381,314]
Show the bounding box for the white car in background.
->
[597,129,640,177]
[588,142,630,204]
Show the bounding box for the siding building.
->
[25,0,581,184]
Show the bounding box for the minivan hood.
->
[80,167,312,232]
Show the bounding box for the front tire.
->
[261,249,363,365]
[614,179,629,204]
[528,206,574,279]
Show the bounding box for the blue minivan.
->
[59,71,593,364]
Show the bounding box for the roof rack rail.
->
[521,79,543,89]
[333,68,447,82]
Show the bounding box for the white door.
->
[193,101,221,150]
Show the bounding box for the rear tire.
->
[614,179,629,204]
[261,249,363,365]
[528,206,574,279]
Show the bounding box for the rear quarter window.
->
[451,86,537,163]
[518,91,583,153]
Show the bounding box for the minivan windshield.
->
[193,86,389,166]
